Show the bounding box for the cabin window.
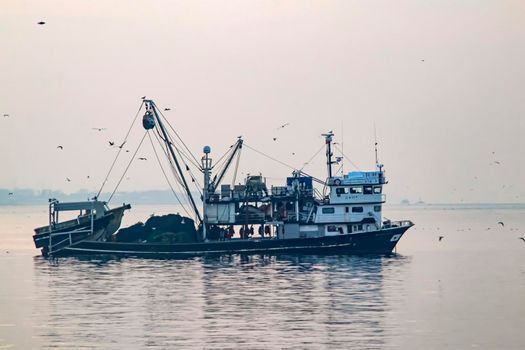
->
[352,207,364,213]
[327,225,339,232]
[350,186,363,194]
[373,186,382,194]
[322,207,335,214]
[347,225,352,233]
[345,207,349,213]
[374,205,381,212]
[353,224,363,231]
[335,187,348,195]
[364,186,373,194]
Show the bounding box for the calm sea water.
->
[1,205,524,349]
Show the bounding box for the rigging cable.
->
[152,129,197,205]
[211,142,236,170]
[97,101,145,198]
[209,143,237,185]
[243,143,325,185]
[155,127,203,196]
[332,144,361,171]
[107,131,148,203]
[154,128,201,170]
[156,108,201,168]
[152,129,202,201]
[299,144,325,172]
[147,132,193,219]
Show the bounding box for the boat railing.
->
[48,229,94,253]
[382,220,413,229]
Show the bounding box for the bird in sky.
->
[138,157,147,161]
[164,108,171,111]
[37,21,45,25]
[438,236,444,242]
[141,96,146,100]
[3,114,9,117]
[498,221,504,227]
[109,141,115,146]
[494,161,501,165]
[519,237,525,243]
[92,127,107,131]
[277,123,290,129]
[421,59,425,62]
[273,137,277,141]
[118,141,126,149]
[57,145,63,150]
[66,178,71,182]
[8,192,13,195]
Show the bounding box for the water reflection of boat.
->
[33,99,413,258]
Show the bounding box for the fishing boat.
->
[33,99,413,258]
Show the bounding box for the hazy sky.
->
[1,0,524,204]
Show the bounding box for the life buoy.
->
[334,179,341,186]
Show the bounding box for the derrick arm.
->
[210,138,243,193]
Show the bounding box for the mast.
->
[322,131,334,179]
[201,146,212,241]
[147,100,203,224]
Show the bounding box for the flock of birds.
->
[425,220,525,244]
[3,20,524,246]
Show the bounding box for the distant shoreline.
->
[2,188,523,209]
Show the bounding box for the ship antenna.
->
[374,122,383,171]
[341,120,344,176]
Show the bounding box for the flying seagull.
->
[438,236,444,242]
[519,237,525,243]
[57,145,63,150]
[273,137,277,141]
[277,123,290,129]
[92,127,107,131]
[66,177,71,182]
[141,96,146,100]
[494,161,501,165]
[118,141,126,149]
[164,108,171,111]
[498,221,504,227]
[109,141,115,146]
[37,21,46,25]
[138,157,147,160]
[3,114,8,117]
[8,192,13,195]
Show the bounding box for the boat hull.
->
[46,225,412,258]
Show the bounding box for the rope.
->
[243,143,325,184]
[299,144,325,172]
[148,132,193,219]
[107,131,148,203]
[332,144,361,171]
[244,143,297,172]
[211,142,236,170]
[156,108,201,168]
[152,129,202,201]
[97,101,144,198]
